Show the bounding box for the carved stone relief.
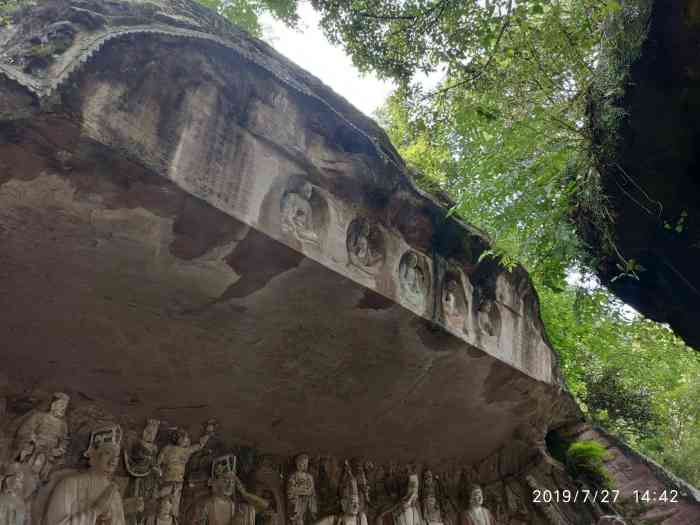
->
[12,393,70,483]
[476,301,502,339]
[377,473,422,525]
[314,461,368,525]
[398,252,430,311]
[124,419,161,525]
[461,485,495,525]
[0,392,658,525]
[281,182,321,247]
[44,424,135,525]
[287,454,318,525]
[156,425,213,517]
[0,467,26,525]
[420,471,443,525]
[346,218,385,274]
[440,273,469,335]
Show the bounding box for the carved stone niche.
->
[279,177,328,249]
[440,271,469,335]
[346,218,385,275]
[398,251,431,312]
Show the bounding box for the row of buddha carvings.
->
[0,394,500,525]
[280,180,502,337]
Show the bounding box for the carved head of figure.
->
[301,183,313,201]
[1,470,24,495]
[143,419,160,443]
[468,486,483,509]
[210,470,235,498]
[294,454,309,473]
[87,443,120,476]
[174,429,190,447]
[86,425,122,476]
[50,393,70,418]
[158,496,174,518]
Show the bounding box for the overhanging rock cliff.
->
[581,0,700,352]
[0,1,698,524]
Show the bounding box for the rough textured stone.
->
[581,0,700,352]
[0,1,699,524]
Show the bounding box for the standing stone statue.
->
[286,454,317,525]
[420,472,443,525]
[188,453,268,525]
[188,455,236,525]
[43,425,131,525]
[461,486,494,525]
[313,462,367,525]
[124,420,161,525]
[157,427,212,518]
[0,468,26,525]
[13,394,70,481]
[232,473,269,525]
[377,474,422,525]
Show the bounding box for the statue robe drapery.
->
[43,473,125,525]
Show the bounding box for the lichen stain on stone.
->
[220,228,303,300]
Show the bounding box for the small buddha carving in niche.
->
[281,183,319,246]
[399,253,428,309]
[347,219,384,273]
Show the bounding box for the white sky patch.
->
[260,2,396,118]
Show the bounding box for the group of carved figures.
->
[0,394,500,525]
[280,181,501,334]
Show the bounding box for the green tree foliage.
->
[301,0,699,485]
[195,0,299,36]
[565,441,613,489]
[539,284,700,485]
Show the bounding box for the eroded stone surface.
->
[1,1,699,524]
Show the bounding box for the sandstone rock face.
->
[0,1,698,524]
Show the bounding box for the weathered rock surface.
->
[0,1,699,524]
[581,0,700,351]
